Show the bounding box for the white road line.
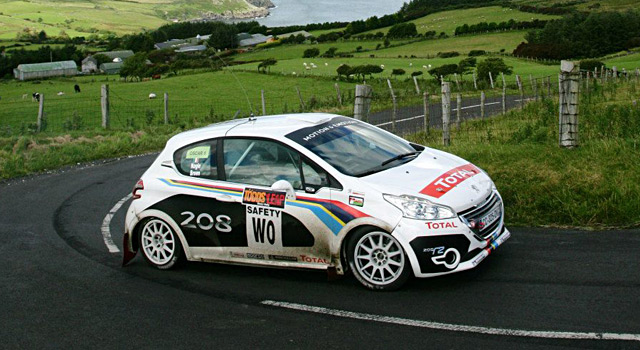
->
[261,300,640,342]
[100,194,132,253]
[374,101,502,127]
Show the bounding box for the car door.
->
[222,137,336,266]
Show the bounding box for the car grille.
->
[457,192,503,240]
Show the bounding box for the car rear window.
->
[173,140,218,180]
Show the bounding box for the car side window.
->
[302,158,330,189]
[173,140,218,180]
[223,139,302,189]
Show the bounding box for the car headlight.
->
[383,194,456,220]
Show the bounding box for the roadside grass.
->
[359,6,560,37]
[408,82,640,228]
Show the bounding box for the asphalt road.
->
[369,94,526,134]
[1,154,639,349]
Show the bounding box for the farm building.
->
[175,45,207,53]
[238,33,273,47]
[100,62,124,75]
[82,50,134,73]
[277,31,313,39]
[13,60,78,80]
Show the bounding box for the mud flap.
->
[122,232,137,266]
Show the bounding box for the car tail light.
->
[132,179,144,199]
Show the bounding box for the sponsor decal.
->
[246,205,282,248]
[300,255,330,264]
[268,254,297,262]
[348,189,366,197]
[420,164,482,199]
[230,252,245,258]
[423,246,445,255]
[247,253,266,260]
[472,253,487,266]
[299,120,358,142]
[348,196,364,207]
[185,146,210,159]
[425,221,458,230]
[180,211,232,233]
[243,188,286,209]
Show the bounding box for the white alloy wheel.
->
[349,230,410,290]
[140,218,182,269]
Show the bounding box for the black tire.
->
[138,218,184,270]
[346,228,411,291]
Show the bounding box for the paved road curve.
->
[1,154,639,349]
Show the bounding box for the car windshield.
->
[285,117,418,177]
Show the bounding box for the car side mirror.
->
[271,180,296,200]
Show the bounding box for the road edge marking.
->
[261,300,640,342]
[101,194,132,253]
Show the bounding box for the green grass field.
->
[0,0,255,39]
[360,6,560,37]
[512,0,640,11]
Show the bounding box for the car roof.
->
[166,113,342,148]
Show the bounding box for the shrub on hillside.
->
[468,50,486,57]
[303,48,320,58]
[437,51,459,58]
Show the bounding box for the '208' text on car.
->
[122,114,510,290]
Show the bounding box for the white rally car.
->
[122,113,510,290]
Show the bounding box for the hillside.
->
[0,0,269,39]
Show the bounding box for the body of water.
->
[253,0,407,27]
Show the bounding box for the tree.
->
[411,71,423,77]
[207,23,238,50]
[258,59,277,73]
[457,57,477,74]
[391,68,405,77]
[352,64,383,80]
[383,38,390,48]
[120,53,150,81]
[322,47,338,58]
[303,48,320,58]
[92,53,111,66]
[336,64,353,79]
[476,58,512,82]
[428,64,459,80]
[387,23,417,38]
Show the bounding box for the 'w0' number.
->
[180,211,232,232]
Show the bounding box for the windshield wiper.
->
[380,151,420,166]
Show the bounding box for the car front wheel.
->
[347,228,411,291]
[139,218,183,269]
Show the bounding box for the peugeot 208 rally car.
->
[122,113,510,290]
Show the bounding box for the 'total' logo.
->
[420,164,481,198]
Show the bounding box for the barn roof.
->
[16,61,77,72]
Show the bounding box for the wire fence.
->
[0,67,638,148]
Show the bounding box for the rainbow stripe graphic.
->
[160,178,367,235]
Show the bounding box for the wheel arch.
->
[131,209,193,261]
[334,218,396,274]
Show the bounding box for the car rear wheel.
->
[347,229,411,291]
[139,218,183,269]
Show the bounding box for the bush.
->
[428,64,458,80]
[303,48,320,58]
[476,58,512,82]
[391,68,406,76]
[468,50,486,57]
[437,51,460,58]
[411,71,423,77]
[387,23,417,38]
[580,59,605,72]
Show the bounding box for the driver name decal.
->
[242,188,286,208]
[420,164,481,198]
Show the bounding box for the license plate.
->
[479,205,501,230]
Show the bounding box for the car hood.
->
[359,149,494,211]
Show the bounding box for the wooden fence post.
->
[480,91,486,118]
[473,72,477,90]
[295,87,306,111]
[454,73,460,91]
[515,75,524,109]
[559,60,580,148]
[547,76,551,97]
[334,83,342,106]
[413,76,421,94]
[101,84,109,129]
[261,89,266,115]
[441,82,451,146]
[387,79,398,133]
[489,72,494,89]
[37,94,44,132]
[502,76,507,115]
[533,78,538,101]
[612,66,618,79]
[456,93,462,129]
[353,85,372,121]
[423,91,430,134]
[164,93,169,124]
